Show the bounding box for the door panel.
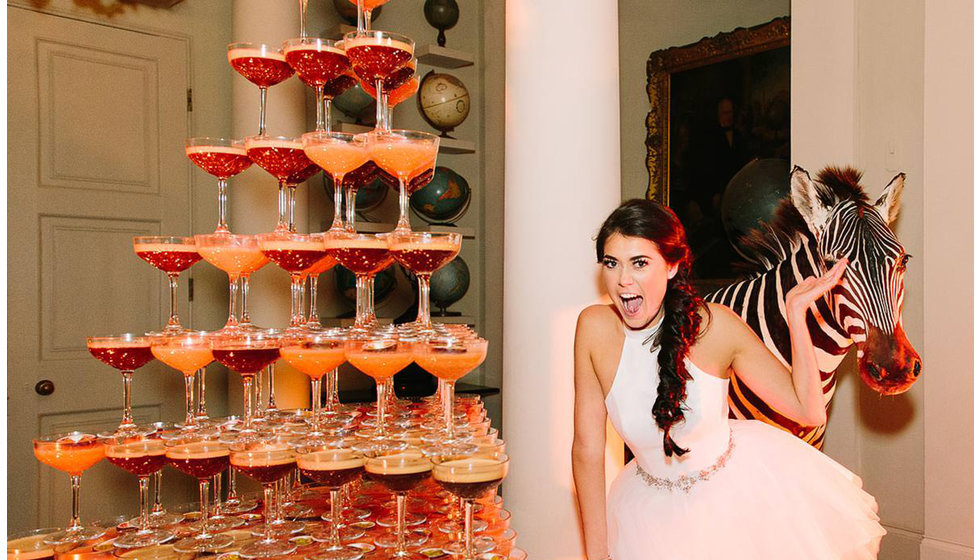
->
[8,6,195,532]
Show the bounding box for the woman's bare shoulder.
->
[576,304,620,334]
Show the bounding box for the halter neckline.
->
[623,313,664,339]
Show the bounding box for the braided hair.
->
[596,199,707,457]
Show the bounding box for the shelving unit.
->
[416,44,474,68]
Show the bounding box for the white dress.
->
[605,321,885,560]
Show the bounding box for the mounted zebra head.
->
[790,166,921,395]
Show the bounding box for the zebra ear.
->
[873,173,905,225]
[789,166,835,237]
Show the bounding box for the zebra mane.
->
[736,166,870,277]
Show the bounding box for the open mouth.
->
[620,293,643,315]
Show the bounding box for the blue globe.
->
[333,83,375,124]
[410,166,471,225]
[334,264,397,306]
[429,256,469,313]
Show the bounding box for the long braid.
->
[649,266,703,457]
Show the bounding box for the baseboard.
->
[881,525,924,560]
[920,537,973,560]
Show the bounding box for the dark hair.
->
[596,199,706,457]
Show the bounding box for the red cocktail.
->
[228,43,294,136]
[283,38,350,131]
[246,136,318,232]
[211,330,281,432]
[165,434,234,554]
[134,236,200,332]
[230,438,299,558]
[344,31,414,132]
[87,335,154,435]
[186,138,252,233]
[103,433,175,549]
[257,232,328,328]
[389,232,462,330]
[324,232,394,329]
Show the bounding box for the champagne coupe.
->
[388,232,462,331]
[195,233,270,331]
[229,435,299,558]
[349,0,392,33]
[302,132,370,232]
[228,43,295,136]
[257,232,329,329]
[416,337,488,454]
[149,332,214,430]
[364,450,433,552]
[165,432,234,553]
[280,330,348,440]
[298,0,309,39]
[323,232,393,329]
[211,330,282,433]
[86,335,155,435]
[322,68,359,132]
[140,422,187,527]
[431,452,509,559]
[185,137,252,233]
[245,136,319,233]
[102,431,175,548]
[346,334,415,453]
[32,432,106,545]
[343,31,414,132]
[133,236,201,332]
[303,251,340,330]
[368,130,440,231]
[298,446,366,560]
[283,38,351,132]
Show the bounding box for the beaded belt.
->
[635,429,735,493]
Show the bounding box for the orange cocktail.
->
[302,131,369,232]
[33,432,107,546]
[346,336,414,446]
[196,233,270,330]
[281,330,348,435]
[367,129,439,231]
[150,331,214,430]
[416,337,488,450]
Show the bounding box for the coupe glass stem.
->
[137,476,151,532]
[183,374,197,428]
[216,178,230,233]
[68,474,83,532]
[225,274,241,329]
[198,479,213,538]
[152,471,165,514]
[259,87,269,136]
[255,369,265,419]
[227,466,239,500]
[261,484,277,543]
[212,474,221,516]
[196,368,208,420]
[267,365,279,413]
[290,274,306,327]
[329,489,343,547]
[287,185,298,232]
[299,0,308,39]
[463,499,474,559]
[356,0,365,33]
[326,368,339,413]
[315,87,327,132]
[354,274,369,328]
[395,177,410,231]
[242,374,254,431]
[395,492,407,554]
[276,180,289,232]
[375,79,390,132]
[306,275,321,327]
[416,273,433,329]
[166,273,182,330]
[324,98,333,132]
[344,182,357,232]
[366,275,377,325]
[120,370,135,431]
[375,379,388,438]
[240,275,252,326]
[364,9,373,31]
[330,173,345,231]
[443,380,456,440]
[310,377,322,434]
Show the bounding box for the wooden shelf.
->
[318,221,477,239]
[334,123,476,155]
[416,44,475,69]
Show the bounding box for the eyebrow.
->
[602,254,653,261]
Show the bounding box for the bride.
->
[572,199,884,559]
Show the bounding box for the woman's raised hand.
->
[785,259,848,318]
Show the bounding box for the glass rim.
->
[342,29,415,49]
[387,231,462,242]
[300,130,363,143]
[227,41,282,52]
[133,235,196,245]
[86,334,151,344]
[193,232,261,245]
[368,128,439,141]
[185,136,244,148]
[33,431,102,444]
[430,451,509,469]
[282,36,346,51]
[255,231,324,243]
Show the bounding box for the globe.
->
[410,166,471,224]
[333,82,376,124]
[720,158,791,259]
[418,71,470,136]
[324,173,388,215]
[332,0,382,25]
[429,256,469,313]
[423,0,459,47]
[334,264,397,306]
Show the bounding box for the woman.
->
[572,199,884,560]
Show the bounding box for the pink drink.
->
[228,48,294,87]
[88,341,154,371]
[186,145,253,179]
[283,44,350,88]
[213,348,280,374]
[151,345,213,376]
[390,245,458,275]
[106,441,168,476]
[345,36,413,82]
[304,139,368,176]
[135,243,202,273]
[197,245,269,276]
[261,241,328,273]
[371,141,437,180]
[247,139,315,181]
[324,238,392,275]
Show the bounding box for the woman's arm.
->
[718,259,848,426]
[572,308,610,559]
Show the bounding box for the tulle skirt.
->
[607,420,885,560]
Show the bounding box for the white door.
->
[8,6,197,532]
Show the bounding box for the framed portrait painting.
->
[646,17,790,293]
